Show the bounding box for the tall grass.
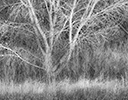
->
[0,0,128,86]
[0,78,127,96]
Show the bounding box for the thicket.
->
[0,0,128,84]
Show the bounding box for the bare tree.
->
[0,0,128,83]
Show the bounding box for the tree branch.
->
[73,0,128,52]
[68,0,77,61]
[26,0,49,51]
[0,44,45,70]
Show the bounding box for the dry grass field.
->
[0,78,128,100]
[0,0,128,99]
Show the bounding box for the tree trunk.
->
[45,49,54,84]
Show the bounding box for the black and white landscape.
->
[0,0,128,100]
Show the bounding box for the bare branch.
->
[26,0,49,52]
[20,0,29,7]
[68,0,77,61]
[54,16,69,44]
[73,0,128,50]
[0,44,45,70]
